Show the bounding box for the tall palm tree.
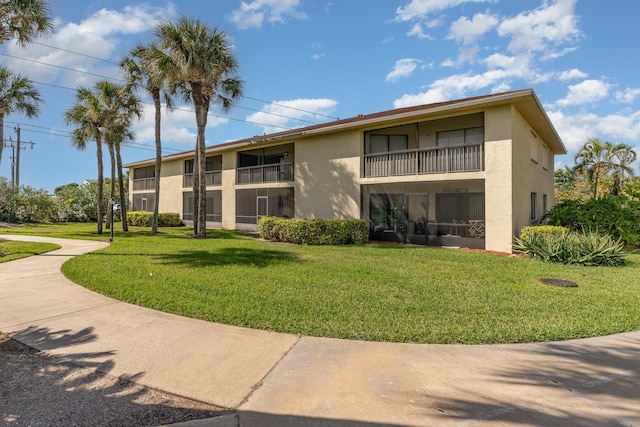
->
[574,138,613,198]
[0,0,53,46]
[121,42,176,235]
[94,81,142,232]
[64,81,141,234]
[0,66,42,168]
[64,87,105,234]
[155,17,243,238]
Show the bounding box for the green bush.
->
[258,216,369,245]
[514,229,627,266]
[127,212,182,227]
[545,195,640,246]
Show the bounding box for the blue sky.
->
[1,0,639,192]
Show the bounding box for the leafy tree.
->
[121,42,176,235]
[154,17,243,238]
[0,66,42,168]
[0,0,53,46]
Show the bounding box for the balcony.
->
[133,177,155,191]
[364,143,484,178]
[183,171,222,188]
[237,162,294,184]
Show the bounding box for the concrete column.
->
[221,151,237,229]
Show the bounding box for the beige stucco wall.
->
[484,105,514,253]
[294,131,361,219]
[158,159,185,214]
[221,151,237,229]
[510,107,556,237]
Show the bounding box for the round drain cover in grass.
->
[539,278,578,287]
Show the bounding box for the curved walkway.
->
[1,235,639,427]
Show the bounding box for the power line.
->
[3,43,339,122]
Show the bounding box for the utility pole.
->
[11,124,35,188]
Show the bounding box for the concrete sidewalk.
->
[1,234,639,426]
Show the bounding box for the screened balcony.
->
[364,143,484,178]
[183,155,222,188]
[132,166,155,191]
[236,143,294,185]
[237,162,294,184]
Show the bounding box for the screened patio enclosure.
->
[362,181,485,249]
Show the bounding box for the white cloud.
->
[246,98,338,134]
[386,58,422,82]
[228,0,307,29]
[558,68,588,81]
[556,79,611,107]
[448,12,498,45]
[497,0,580,56]
[5,4,175,85]
[615,88,640,104]
[548,109,640,152]
[395,0,496,22]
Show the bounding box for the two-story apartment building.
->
[126,89,565,253]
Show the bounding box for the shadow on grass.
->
[2,326,226,426]
[153,246,299,268]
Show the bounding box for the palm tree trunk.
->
[106,142,116,229]
[192,85,208,239]
[152,91,161,235]
[0,115,4,168]
[116,146,128,232]
[96,137,104,235]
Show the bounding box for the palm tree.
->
[574,138,613,198]
[0,66,42,168]
[64,87,105,234]
[609,143,637,195]
[64,81,141,234]
[121,42,176,235]
[94,81,142,232]
[155,17,243,238]
[0,0,53,46]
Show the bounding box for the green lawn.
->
[0,239,60,263]
[2,223,640,344]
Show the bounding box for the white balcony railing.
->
[364,143,484,177]
[237,162,294,184]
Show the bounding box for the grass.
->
[0,239,60,263]
[2,222,640,344]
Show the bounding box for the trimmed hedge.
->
[258,216,369,245]
[127,212,182,227]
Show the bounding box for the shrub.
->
[514,229,627,266]
[519,225,568,242]
[545,195,640,247]
[258,216,369,245]
[127,212,182,227]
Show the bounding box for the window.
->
[369,193,405,233]
[368,134,408,154]
[436,127,484,147]
[543,194,547,215]
[185,156,221,173]
[133,166,154,179]
[531,192,537,220]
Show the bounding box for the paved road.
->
[1,234,639,426]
